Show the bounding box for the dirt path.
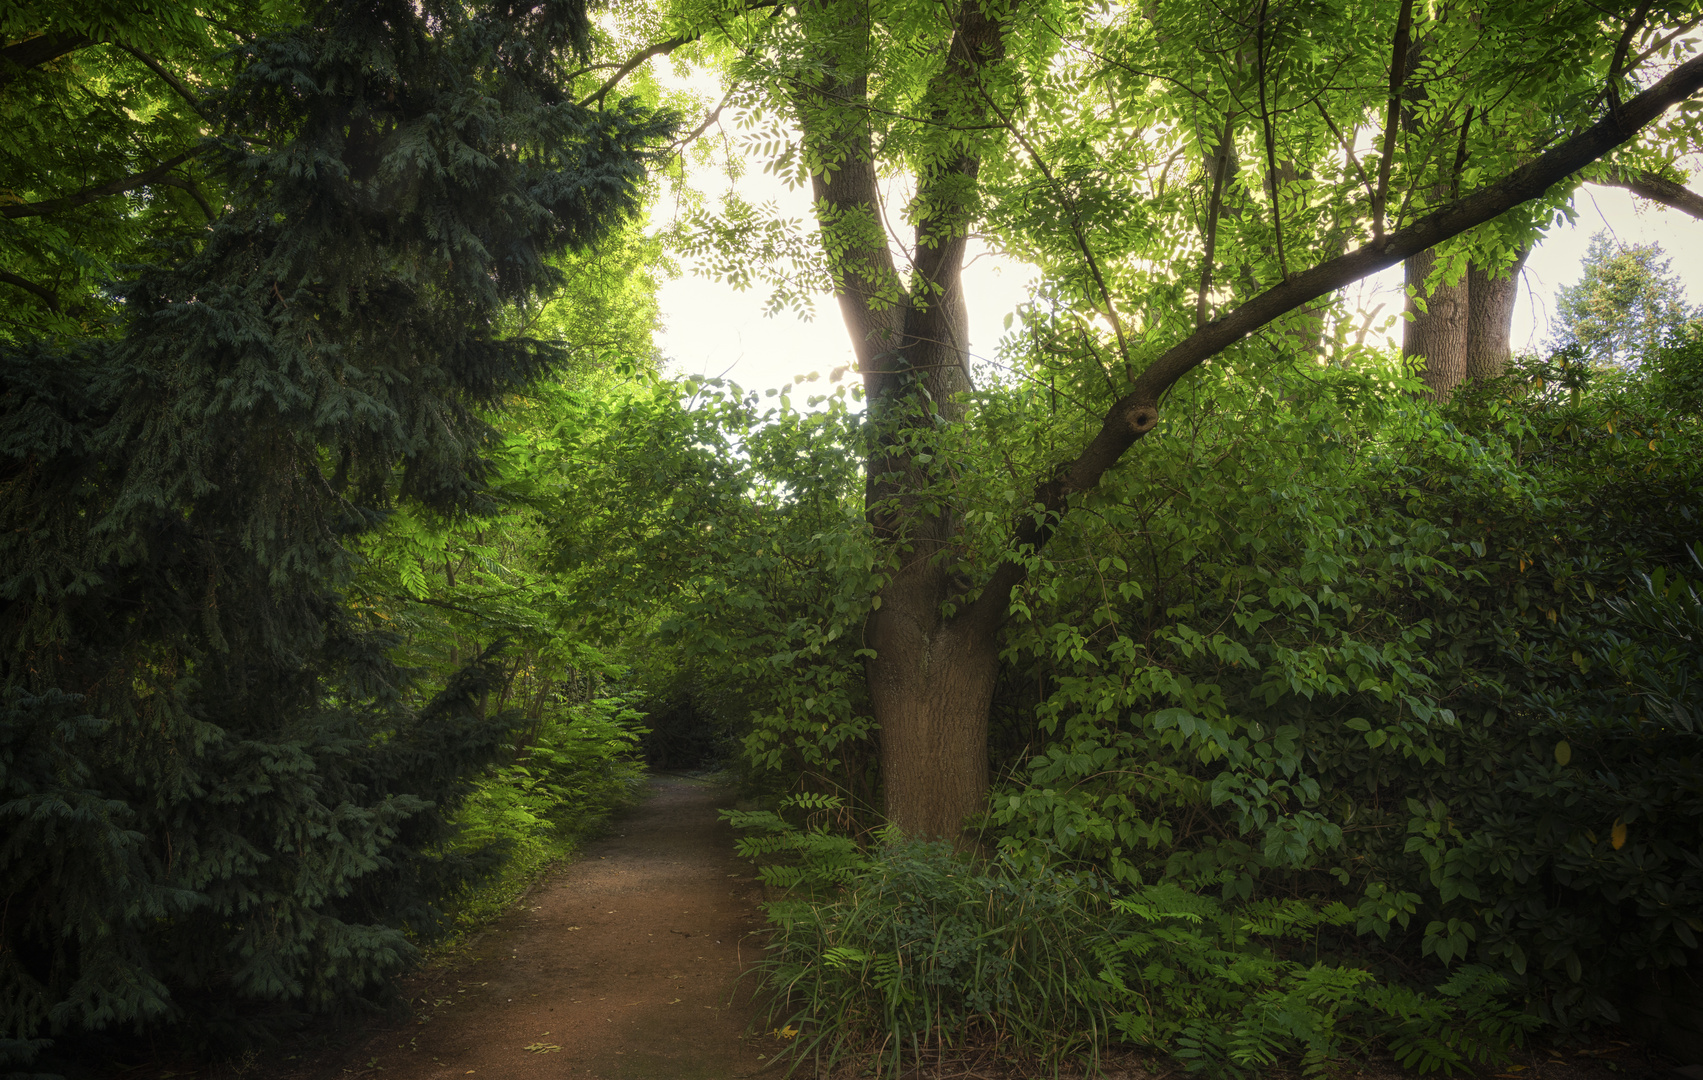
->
[292,776,775,1080]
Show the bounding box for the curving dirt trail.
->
[288,775,775,1080]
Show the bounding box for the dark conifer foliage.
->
[0,0,671,1065]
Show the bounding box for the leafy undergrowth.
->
[732,796,1540,1080]
[435,694,649,941]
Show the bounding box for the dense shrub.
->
[986,341,1703,1029]
[699,337,1703,1073]
[735,802,1539,1077]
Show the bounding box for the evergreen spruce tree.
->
[1553,231,1697,368]
[0,0,671,1068]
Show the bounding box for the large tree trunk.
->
[777,0,1703,842]
[1465,248,1529,380]
[797,0,1007,838]
[1404,246,1469,400]
[866,579,999,838]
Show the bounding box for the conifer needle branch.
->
[1,150,200,219]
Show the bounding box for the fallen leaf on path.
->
[524,1042,563,1053]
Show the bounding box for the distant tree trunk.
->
[1465,247,1529,380]
[1404,246,1469,400]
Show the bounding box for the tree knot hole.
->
[1126,405,1158,434]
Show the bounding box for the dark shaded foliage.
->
[0,0,671,1065]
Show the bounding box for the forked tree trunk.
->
[1404,246,1469,399]
[778,0,1703,842]
[797,0,1007,838]
[1465,248,1529,380]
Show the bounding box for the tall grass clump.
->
[732,798,1124,1076]
[731,797,1541,1078]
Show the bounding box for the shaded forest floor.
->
[238,774,774,1080]
[121,775,1690,1080]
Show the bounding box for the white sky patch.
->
[647,58,1702,389]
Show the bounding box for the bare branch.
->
[156,175,219,222]
[116,45,214,122]
[1255,0,1289,281]
[1372,0,1415,238]
[1197,114,1235,327]
[669,85,735,155]
[580,1,785,107]
[1610,0,1656,86]
[579,34,693,107]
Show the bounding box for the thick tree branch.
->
[0,32,94,91]
[579,1,783,107]
[1197,114,1235,327]
[579,35,692,106]
[1372,0,1415,238]
[156,174,219,222]
[0,150,198,219]
[0,270,59,311]
[116,45,214,122]
[962,48,1703,637]
[1595,165,1703,220]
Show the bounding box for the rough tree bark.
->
[1404,247,1470,399]
[797,0,1007,839]
[790,0,1703,837]
[1596,166,1703,220]
[1465,248,1531,380]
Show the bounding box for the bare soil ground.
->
[252,774,776,1080]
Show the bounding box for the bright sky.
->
[649,70,1703,394]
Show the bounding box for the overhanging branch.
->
[1,150,199,219]
[1595,165,1703,220]
[580,35,693,107]
[0,270,59,311]
[0,32,94,91]
[962,49,1703,635]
